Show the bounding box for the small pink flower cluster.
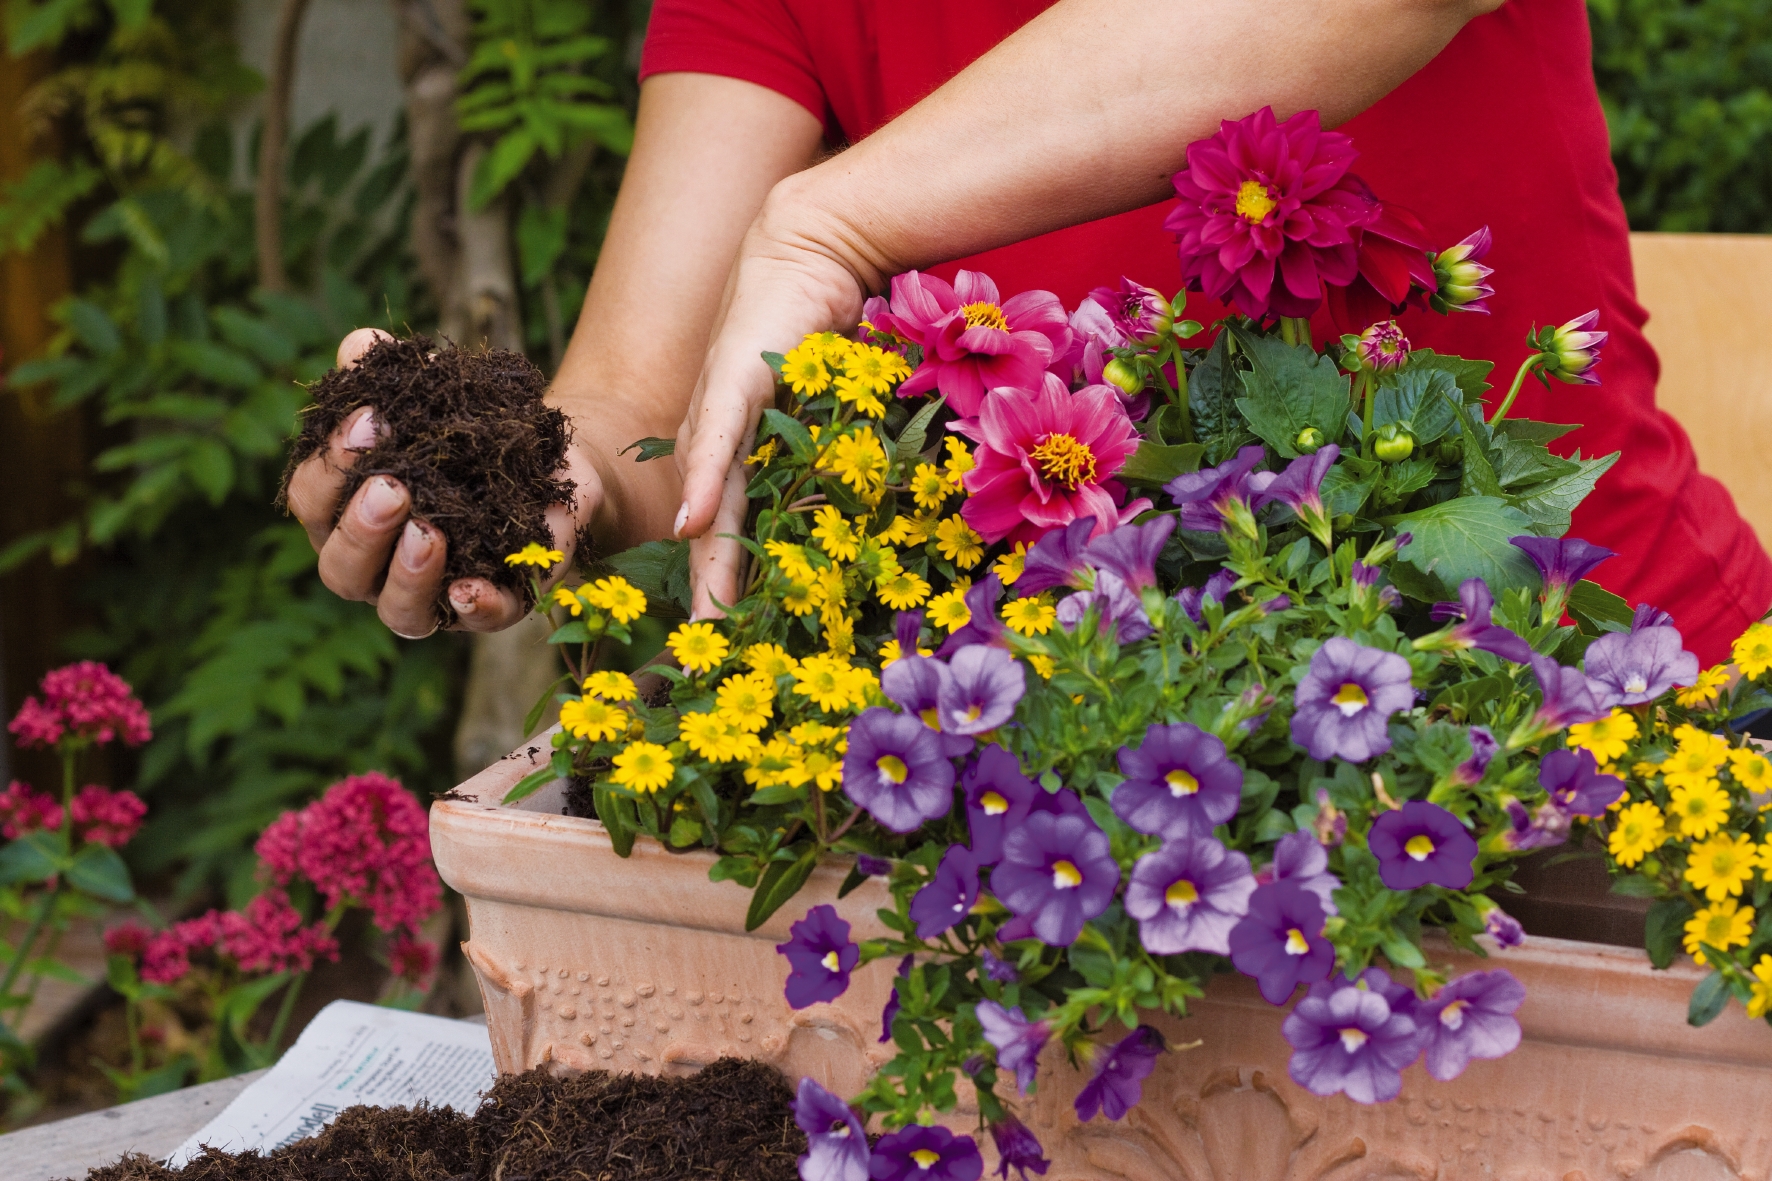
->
[8,661,152,749]
[115,892,342,986]
[1,781,63,839]
[70,786,147,848]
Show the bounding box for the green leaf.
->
[501,765,557,805]
[761,351,787,376]
[169,340,263,389]
[1688,969,1731,1027]
[67,844,135,903]
[1509,452,1620,536]
[523,674,571,738]
[0,831,67,885]
[1403,349,1493,403]
[1372,368,1460,445]
[64,298,121,356]
[758,409,814,462]
[1447,397,1506,498]
[744,844,820,932]
[1188,330,1253,463]
[0,159,101,255]
[1228,323,1351,458]
[894,395,946,463]
[837,862,869,899]
[468,128,538,209]
[1491,419,1580,446]
[184,438,237,505]
[1608,873,1662,897]
[1118,440,1204,485]
[546,620,593,644]
[1645,897,1694,970]
[593,786,636,856]
[606,539,692,616]
[1567,579,1634,635]
[516,203,569,286]
[1380,935,1427,970]
[618,436,676,462]
[1390,496,1542,602]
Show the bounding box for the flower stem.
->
[1356,371,1375,452]
[263,970,306,1055]
[0,887,60,1029]
[1491,355,1540,423]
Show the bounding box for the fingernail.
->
[673,502,689,537]
[344,409,377,451]
[361,477,404,527]
[450,585,478,616]
[398,520,433,570]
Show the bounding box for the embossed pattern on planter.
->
[435,737,1772,1181]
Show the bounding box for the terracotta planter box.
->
[433,736,1772,1180]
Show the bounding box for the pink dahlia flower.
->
[872,270,1072,417]
[1327,198,1438,330]
[1166,107,1376,320]
[959,374,1150,545]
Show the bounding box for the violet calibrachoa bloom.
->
[1074,1026,1166,1122]
[1230,882,1336,1004]
[1419,970,1525,1081]
[1537,748,1625,817]
[962,746,1038,865]
[1111,722,1243,840]
[1582,625,1698,707]
[1167,445,1264,537]
[1422,578,1535,665]
[994,811,1119,945]
[869,1125,983,1181]
[795,1078,869,1181]
[778,905,859,1009]
[1256,830,1341,916]
[1123,837,1256,955]
[987,1113,1051,1180]
[1282,976,1424,1104]
[1368,802,1478,890]
[1511,654,1609,748]
[910,845,981,939]
[976,1000,1051,1095]
[1251,445,1338,547]
[1290,637,1416,762]
[842,709,959,832]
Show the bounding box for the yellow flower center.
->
[1338,1027,1369,1054]
[1439,999,1470,1030]
[1051,860,1083,889]
[960,301,1010,332]
[1165,769,1200,797]
[1284,927,1310,956]
[877,754,910,784]
[1236,179,1279,223]
[1165,878,1199,909]
[920,707,943,731]
[1405,834,1436,861]
[821,950,841,972]
[1029,432,1098,490]
[1331,682,1369,717]
[981,790,1009,816]
[911,1148,943,1169]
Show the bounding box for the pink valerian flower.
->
[7,661,152,749]
[959,375,1150,545]
[1166,107,1376,320]
[256,772,442,934]
[140,912,223,985]
[103,919,155,960]
[0,781,64,839]
[870,270,1073,418]
[219,890,340,975]
[70,786,147,848]
[387,932,439,987]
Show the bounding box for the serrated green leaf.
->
[605,539,691,616]
[1446,396,1506,497]
[1509,452,1620,536]
[1403,349,1494,403]
[1390,496,1542,602]
[745,844,820,932]
[1567,579,1634,635]
[1373,368,1460,445]
[1118,440,1204,485]
[1227,324,1350,458]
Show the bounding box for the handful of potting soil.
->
[281,336,576,624]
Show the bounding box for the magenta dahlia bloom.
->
[1356,321,1410,372]
[1166,107,1375,319]
[1331,200,1438,329]
[960,375,1148,545]
[1111,721,1243,840]
[872,270,1071,418]
[1419,970,1525,1081]
[1123,836,1255,955]
[1088,276,1171,346]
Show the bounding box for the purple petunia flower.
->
[1419,969,1525,1081]
[1166,445,1265,536]
[1353,965,1420,1022]
[1538,747,1625,817]
[1427,578,1535,664]
[1016,517,1098,594]
[1289,637,1416,762]
[857,854,893,877]
[1583,625,1699,708]
[1509,535,1615,602]
[778,905,860,1009]
[938,574,1012,656]
[1074,1026,1165,1123]
[795,1076,870,1181]
[1123,836,1256,955]
[1254,830,1341,915]
[1111,721,1244,840]
[1350,561,1381,590]
[1632,602,1675,632]
[993,811,1119,946]
[879,653,974,759]
[1453,726,1499,786]
[910,845,980,939]
[1514,654,1609,745]
[1501,796,1570,851]
[937,645,1026,736]
[869,1125,983,1181]
[1056,569,1153,643]
[1282,976,1424,1105]
[963,746,1038,865]
[1368,801,1478,890]
[980,949,1019,983]
[1175,568,1240,624]
[879,954,914,1043]
[1250,444,1339,546]
[975,1000,1050,1095]
[1229,881,1336,1004]
[842,708,959,833]
[1479,900,1525,948]
[988,1113,1050,1180]
[1085,515,1175,592]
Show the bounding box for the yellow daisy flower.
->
[1002,594,1058,637]
[943,437,975,484]
[781,344,831,396]
[764,540,818,586]
[505,542,563,569]
[1631,757,1666,780]
[808,331,854,363]
[831,374,886,418]
[1662,733,1729,792]
[909,463,951,511]
[782,585,817,616]
[823,614,856,655]
[828,429,889,493]
[610,741,674,793]
[583,576,648,623]
[583,671,638,702]
[794,653,862,712]
[811,506,862,562]
[927,588,972,633]
[1676,666,1731,709]
[874,515,920,546]
[842,344,912,394]
[745,438,779,467]
[790,743,844,792]
[559,697,627,742]
[679,711,732,760]
[1749,955,1772,1020]
[993,542,1029,587]
[1028,653,1057,680]
[1685,832,1760,901]
[744,735,801,790]
[742,643,798,679]
[934,515,985,568]
[877,570,932,611]
[1567,710,1638,765]
[1684,898,1755,966]
[668,622,730,674]
[552,586,586,616]
[1729,746,1772,794]
[879,638,933,667]
[1669,779,1732,838]
[1608,800,1666,867]
[1734,622,1772,678]
[716,673,775,732]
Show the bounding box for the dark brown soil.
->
[78,1058,804,1181]
[280,336,575,624]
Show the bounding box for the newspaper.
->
[168,999,496,1166]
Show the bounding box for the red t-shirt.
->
[642,0,1772,664]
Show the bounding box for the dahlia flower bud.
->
[1101,357,1143,396]
[1428,226,1495,314]
[1373,423,1415,463]
[1295,426,1324,454]
[1530,311,1606,385]
[1356,321,1410,373]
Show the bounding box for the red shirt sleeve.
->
[640,0,831,134]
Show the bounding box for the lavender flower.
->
[1229,881,1336,1004]
[963,746,1038,865]
[1256,830,1341,915]
[1074,1026,1165,1122]
[1355,966,1421,1024]
[857,854,893,877]
[1538,747,1624,817]
[1478,899,1525,948]
[937,645,1026,735]
[1350,561,1380,590]
[842,708,958,833]
[1453,726,1498,786]
[1282,976,1423,1104]
[1123,836,1256,955]
[1055,569,1153,643]
[1583,625,1698,708]
[1419,970,1525,1081]
[878,651,974,758]
[1368,801,1477,890]
[1016,519,1097,594]
[910,845,980,939]
[1085,515,1175,592]
[1501,797,1570,851]
[1511,654,1608,747]
[1632,602,1675,631]
[994,811,1119,946]
[869,1125,982,1181]
[794,1076,870,1181]
[1111,721,1243,840]
[1428,225,1495,314]
[980,949,1019,983]
[879,954,913,1043]
[1289,637,1416,762]
[1249,445,1339,547]
[938,574,1011,655]
[1424,578,1535,664]
[1166,445,1264,537]
[1175,569,1239,624]
[1509,535,1614,618]
[976,1000,1050,1095]
[988,1113,1050,1180]
[777,905,859,1009]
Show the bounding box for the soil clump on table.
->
[78,1058,804,1181]
[280,335,575,625]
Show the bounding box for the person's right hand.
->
[284,328,600,637]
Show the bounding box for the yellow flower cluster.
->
[779,332,913,417]
[505,542,563,569]
[552,576,648,623]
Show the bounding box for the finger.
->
[689,455,753,620]
[317,475,409,602]
[675,379,760,540]
[287,405,380,552]
[379,519,447,637]
[338,327,394,369]
[446,578,527,633]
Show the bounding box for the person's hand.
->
[673,180,883,618]
[284,328,599,636]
